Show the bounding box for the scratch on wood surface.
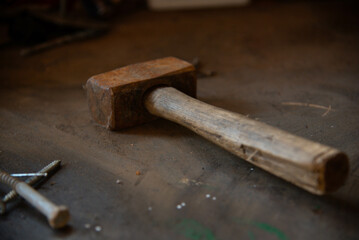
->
[281,102,333,116]
[321,105,331,117]
[180,178,203,186]
[247,150,259,162]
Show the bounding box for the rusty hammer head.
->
[86,57,196,130]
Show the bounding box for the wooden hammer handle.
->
[144,86,349,195]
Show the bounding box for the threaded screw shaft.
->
[0,164,69,228]
[2,160,61,203]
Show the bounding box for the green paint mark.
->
[175,218,217,240]
[252,222,288,240]
[248,231,256,240]
[234,218,288,240]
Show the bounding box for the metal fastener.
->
[11,173,48,177]
[0,167,69,228]
[2,160,61,205]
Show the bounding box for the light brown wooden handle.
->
[144,86,349,195]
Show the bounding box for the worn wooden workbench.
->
[0,1,358,239]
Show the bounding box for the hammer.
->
[86,57,349,195]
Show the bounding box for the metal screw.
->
[0,165,69,229]
[2,160,61,205]
[11,173,48,177]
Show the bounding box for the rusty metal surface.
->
[1,1,359,239]
[86,57,196,130]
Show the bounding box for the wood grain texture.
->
[145,87,349,195]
